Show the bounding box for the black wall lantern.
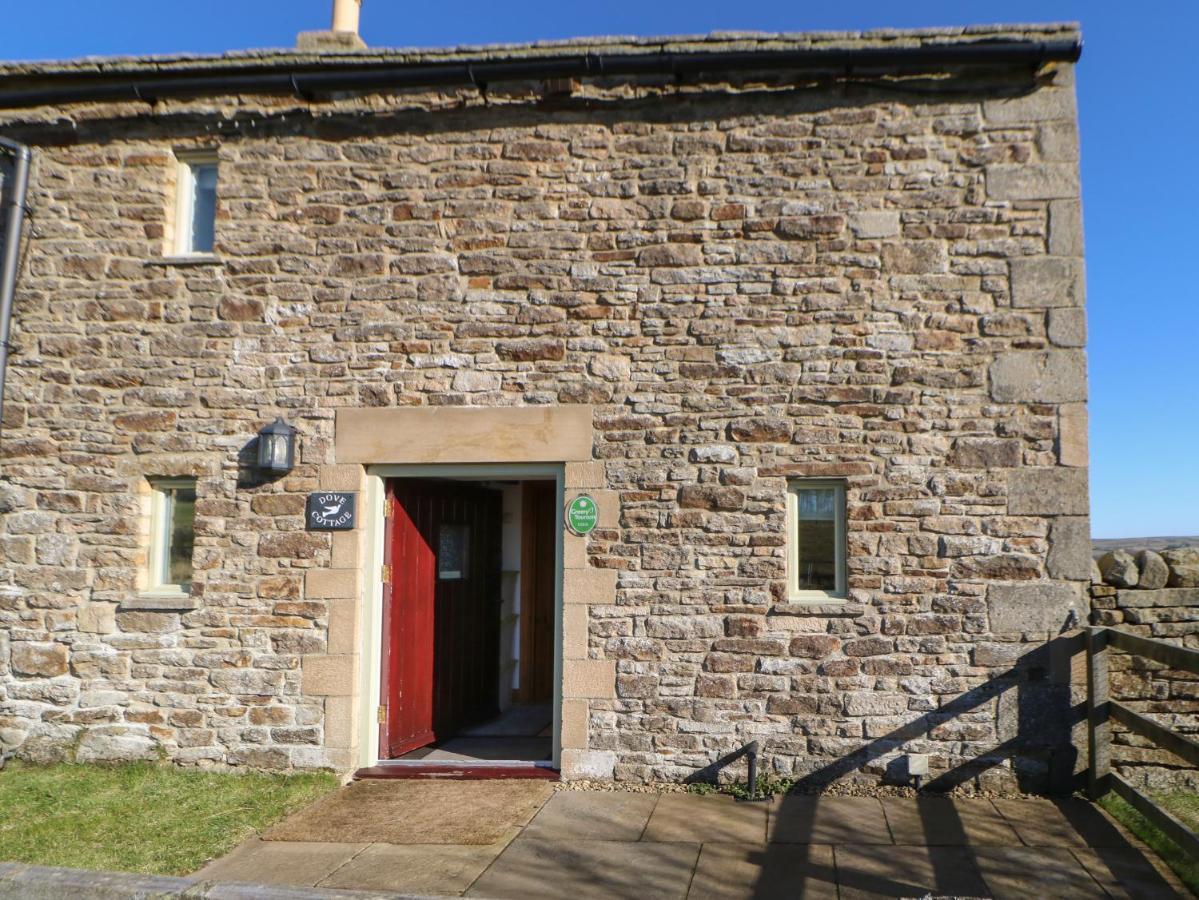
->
[257,417,296,473]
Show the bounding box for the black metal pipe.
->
[746,740,760,801]
[0,135,30,441]
[0,38,1081,110]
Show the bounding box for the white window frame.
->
[786,478,847,601]
[146,478,196,596]
[173,151,218,256]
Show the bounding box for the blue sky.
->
[1,2,1195,538]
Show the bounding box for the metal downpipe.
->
[0,136,31,442]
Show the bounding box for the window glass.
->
[438,524,469,580]
[189,164,217,253]
[788,480,845,598]
[150,479,196,592]
[165,484,196,587]
[174,154,217,255]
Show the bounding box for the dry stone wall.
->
[0,28,1090,789]
[1092,548,1199,789]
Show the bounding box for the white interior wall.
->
[498,483,523,711]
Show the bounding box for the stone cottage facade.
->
[0,23,1090,791]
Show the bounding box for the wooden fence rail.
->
[1087,626,1199,859]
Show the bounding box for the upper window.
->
[148,478,196,594]
[787,479,846,600]
[174,152,218,255]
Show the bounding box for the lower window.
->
[787,479,846,600]
[148,478,196,594]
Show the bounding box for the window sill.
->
[772,599,863,618]
[145,254,222,267]
[121,592,198,611]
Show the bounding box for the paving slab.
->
[992,798,1131,848]
[318,841,507,894]
[195,839,368,887]
[836,844,989,899]
[642,793,767,844]
[1070,845,1184,900]
[467,838,700,899]
[882,797,1022,846]
[687,841,838,899]
[523,791,658,841]
[264,780,553,845]
[769,796,892,845]
[972,846,1109,899]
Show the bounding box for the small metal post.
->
[1086,626,1111,800]
[745,740,760,801]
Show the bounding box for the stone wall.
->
[0,26,1090,789]
[1091,548,1199,789]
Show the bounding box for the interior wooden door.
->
[382,480,502,758]
[519,480,557,703]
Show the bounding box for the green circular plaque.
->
[566,494,598,536]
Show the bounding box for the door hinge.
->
[380,564,392,583]
[377,705,387,724]
[383,497,394,520]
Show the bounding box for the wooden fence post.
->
[1086,626,1111,800]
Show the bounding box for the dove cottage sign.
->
[306,492,357,531]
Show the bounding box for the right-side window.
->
[787,479,846,600]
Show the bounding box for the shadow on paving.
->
[738,634,1182,898]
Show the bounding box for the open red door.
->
[380,480,502,759]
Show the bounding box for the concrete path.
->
[196,788,1183,898]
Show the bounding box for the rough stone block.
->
[1164,549,1199,588]
[1037,121,1080,162]
[948,437,1021,469]
[565,461,605,489]
[1048,308,1087,348]
[986,164,1079,200]
[1136,550,1169,591]
[77,603,117,634]
[326,598,359,656]
[562,659,616,699]
[319,464,364,491]
[638,243,703,267]
[301,654,356,697]
[563,604,589,659]
[989,351,1087,403]
[1047,517,1092,581]
[563,567,616,605]
[984,89,1076,124]
[561,698,589,749]
[11,642,69,677]
[1099,551,1139,589]
[881,240,947,274]
[1049,199,1084,257]
[848,210,900,238]
[560,748,616,780]
[1058,404,1089,467]
[1010,257,1084,308]
[305,568,360,599]
[1008,468,1089,516]
[988,582,1083,634]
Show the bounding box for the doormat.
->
[262,779,554,845]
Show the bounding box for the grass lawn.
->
[0,761,337,876]
[1099,790,1199,896]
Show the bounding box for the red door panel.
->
[381,480,503,759]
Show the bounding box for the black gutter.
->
[0,136,31,442]
[0,39,1081,110]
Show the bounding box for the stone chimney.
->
[297,0,366,51]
